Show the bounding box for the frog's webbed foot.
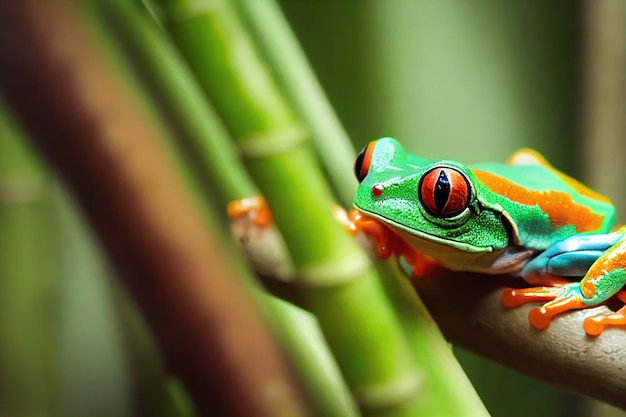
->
[227,196,272,227]
[341,210,439,277]
[227,197,297,280]
[340,210,401,259]
[503,230,626,334]
[583,291,626,336]
[502,283,586,330]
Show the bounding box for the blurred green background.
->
[1,1,625,417]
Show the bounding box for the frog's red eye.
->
[354,141,376,183]
[419,167,470,218]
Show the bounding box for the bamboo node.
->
[353,371,423,410]
[297,252,371,287]
[238,126,309,159]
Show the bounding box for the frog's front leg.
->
[227,196,272,226]
[342,210,439,277]
[340,210,399,259]
[502,229,626,335]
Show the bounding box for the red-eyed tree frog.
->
[350,138,626,336]
[228,137,626,336]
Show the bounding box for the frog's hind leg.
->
[503,231,626,333]
[528,239,626,333]
[578,236,626,335]
[501,233,613,311]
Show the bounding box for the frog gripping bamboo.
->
[350,138,626,336]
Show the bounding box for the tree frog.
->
[350,138,626,336]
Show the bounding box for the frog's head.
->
[353,138,513,255]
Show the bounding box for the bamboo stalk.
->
[54,188,135,417]
[0,1,310,416]
[100,2,359,414]
[150,1,489,415]
[233,0,357,206]
[0,102,59,417]
[152,0,422,414]
[229,3,490,414]
[103,0,257,206]
[265,296,360,417]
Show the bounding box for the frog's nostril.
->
[371,184,384,197]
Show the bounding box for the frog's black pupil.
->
[434,170,451,212]
[354,145,368,182]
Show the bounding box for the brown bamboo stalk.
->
[0,1,309,416]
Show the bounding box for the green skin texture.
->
[354,138,625,307]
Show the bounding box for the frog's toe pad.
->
[583,316,606,337]
[528,307,553,330]
[583,311,626,336]
[226,197,272,227]
[529,295,585,330]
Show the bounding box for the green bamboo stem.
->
[103,0,256,205]
[53,187,135,417]
[266,297,360,417]
[232,0,358,206]
[0,1,311,415]
[0,103,59,416]
[376,262,490,415]
[149,1,476,415]
[100,3,360,415]
[155,2,299,142]
[231,5,487,414]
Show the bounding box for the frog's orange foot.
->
[583,291,626,336]
[226,196,272,227]
[528,295,585,330]
[583,312,626,336]
[342,210,402,259]
[502,284,585,330]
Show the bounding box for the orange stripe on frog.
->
[550,170,611,205]
[507,149,611,204]
[472,170,604,233]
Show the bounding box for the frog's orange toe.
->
[252,208,273,227]
[501,286,559,308]
[528,307,552,331]
[583,316,605,337]
[530,295,586,331]
[583,309,626,336]
[226,196,272,227]
[503,286,587,331]
[501,288,525,308]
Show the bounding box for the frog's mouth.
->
[355,209,492,254]
[355,207,535,274]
